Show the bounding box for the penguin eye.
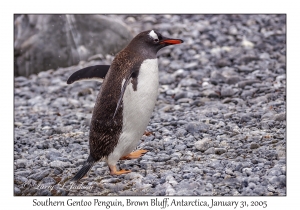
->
[154,39,159,43]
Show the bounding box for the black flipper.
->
[67,65,110,84]
[112,72,134,119]
[71,155,95,181]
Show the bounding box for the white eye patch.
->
[148,30,158,40]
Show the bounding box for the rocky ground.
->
[14,14,286,196]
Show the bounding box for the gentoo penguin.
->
[68,30,183,181]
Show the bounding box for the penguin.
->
[68,30,183,181]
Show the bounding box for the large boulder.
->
[14,14,133,77]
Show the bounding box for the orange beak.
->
[160,38,183,45]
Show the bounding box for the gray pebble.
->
[278,175,286,186]
[140,160,153,170]
[14,176,28,185]
[174,91,187,100]
[194,138,213,152]
[237,65,254,72]
[15,159,27,168]
[242,168,252,176]
[215,148,226,155]
[225,76,240,84]
[41,177,57,185]
[185,122,209,134]
[238,80,260,88]
[268,168,282,176]
[28,170,50,181]
[37,189,51,196]
[15,170,32,177]
[14,187,22,196]
[160,73,176,84]
[202,89,220,98]
[204,147,215,154]
[46,150,62,161]
[175,128,187,137]
[274,113,286,121]
[221,87,235,97]
[250,143,260,149]
[268,176,280,185]
[50,160,70,168]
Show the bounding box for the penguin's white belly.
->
[107,59,159,164]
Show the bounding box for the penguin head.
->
[128,30,183,55]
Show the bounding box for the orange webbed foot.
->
[109,165,131,175]
[120,149,148,160]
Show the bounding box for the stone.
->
[41,177,57,185]
[278,175,286,186]
[204,147,215,154]
[239,113,251,123]
[78,88,93,96]
[225,76,240,84]
[46,150,62,161]
[174,91,187,100]
[180,78,197,87]
[242,168,252,176]
[14,176,28,185]
[238,80,260,88]
[37,189,51,196]
[160,73,176,84]
[158,154,171,162]
[16,159,27,168]
[185,122,209,134]
[14,187,22,196]
[221,87,235,97]
[274,113,286,121]
[194,138,213,152]
[268,176,280,186]
[140,160,153,170]
[50,160,70,168]
[215,148,226,155]
[210,70,226,83]
[250,143,260,149]
[15,170,32,177]
[216,58,231,67]
[175,128,187,137]
[28,170,51,181]
[202,89,220,98]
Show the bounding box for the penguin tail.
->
[71,155,95,181]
